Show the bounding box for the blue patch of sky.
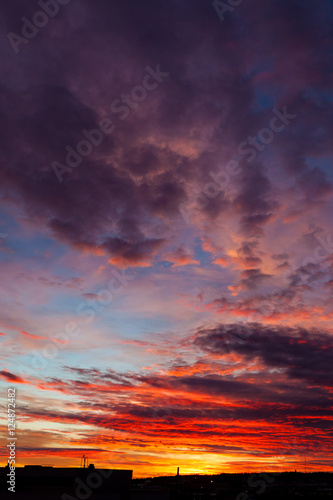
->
[306,157,333,182]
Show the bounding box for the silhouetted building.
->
[0,464,132,500]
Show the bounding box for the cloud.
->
[234,165,278,237]
[194,323,333,386]
[82,293,100,300]
[103,237,165,267]
[0,369,25,383]
[238,268,272,290]
[164,246,200,267]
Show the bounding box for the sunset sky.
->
[0,0,333,477]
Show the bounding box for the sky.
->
[0,0,333,478]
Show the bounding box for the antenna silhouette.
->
[81,454,88,468]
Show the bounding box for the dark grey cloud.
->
[195,323,333,386]
[0,369,24,382]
